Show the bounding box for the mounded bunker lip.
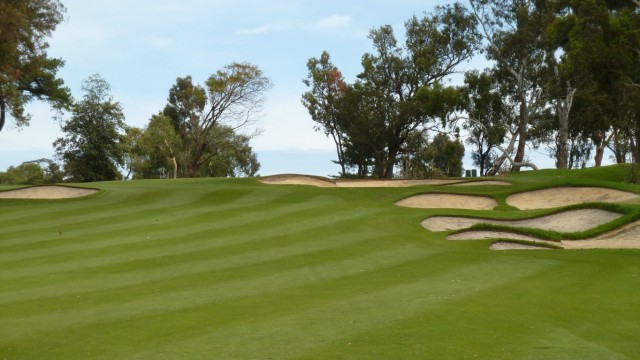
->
[0,185,98,199]
[447,180,512,186]
[506,186,640,210]
[423,209,622,233]
[396,193,497,210]
[447,231,542,241]
[490,241,552,250]
[451,219,640,250]
[259,174,336,187]
[260,174,511,188]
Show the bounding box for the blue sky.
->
[1,0,561,176]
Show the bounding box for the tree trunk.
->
[555,86,575,169]
[171,156,178,179]
[0,99,6,133]
[555,115,569,169]
[512,100,528,171]
[330,130,347,176]
[594,145,605,167]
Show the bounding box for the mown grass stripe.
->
[0,229,383,306]
[121,256,556,360]
[0,207,381,280]
[0,192,348,261]
[1,244,435,342]
[0,187,294,247]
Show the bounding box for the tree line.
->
[2,1,639,182]
[302,0,640,178]
[0,0,270,183]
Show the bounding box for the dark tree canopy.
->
[0,0,71,133]
[53,75,126,182]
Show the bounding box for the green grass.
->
[2,165,640,359]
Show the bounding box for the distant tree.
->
[302,51,349,176]
[162,63,271,177]
[0,158,63,184]
[5,162,44,184]
[399,132,465,178]
[426,132,465,177]
[0,0,71,132]
[358,4,480,178]
[459,70,508,176]
[469,0,548,173]
[53,75,126,182]
[192,125,261,177]
[132,114,182,179]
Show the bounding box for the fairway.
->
[2,167,640,359]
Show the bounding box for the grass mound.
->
[2,165,640,359]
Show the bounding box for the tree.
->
[302,52,349,176]
[132,114,182,179]
[459,70,508,175]
[191,125,261,177]
[53,75,126,182]
[0,0,71,132]
[469,0,548,173]
[549,0,640,166]
[162,63,271,177]
[399,132,465,178]
[356,4,479,179]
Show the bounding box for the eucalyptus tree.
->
[357,3,480,178]
[0,0,71,133]
[53,75,126,182]
[459,70,508,175]
[302,52,349,175]
[162,63,271,177]
[550,0,640,165]
[469,0,548,173]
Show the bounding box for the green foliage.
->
[0,159,64,185]
[162,63,270,177]
[0,0,71,132]
[399,132,465,178]
[303,3,480,179]
[53,74,126,182]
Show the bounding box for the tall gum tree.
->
[163,63,271,177]
[469,0,547,173]
[302,52,349,176]
[357,3,480,178]
[0,0,71,133]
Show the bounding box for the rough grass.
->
[1,166,640,359]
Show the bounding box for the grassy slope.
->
[1,166,640,359]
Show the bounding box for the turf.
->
[2,166,640,359]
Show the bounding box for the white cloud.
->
[315,15,353,29]
[237,24,285,36]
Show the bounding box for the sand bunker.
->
[259,175,336,187]
[396,193,497,210]
[260,174,510,188]
[423,209,621,233]
[448,180,511,186]
[447,231,541,241]
[561,221,640,249]
[0,186,98,199]
[507,187,640,210]
[335,179,465,187]
[490,241,552,250]
[446,218,640,250]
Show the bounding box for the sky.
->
[1,0,562,176]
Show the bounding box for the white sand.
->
[507,187,640,210]
[396,193,497,210]
[422,209,621,232]
[0,186,98,199]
